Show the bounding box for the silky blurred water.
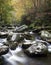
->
[0,45,50,65]
[0,35,51,65]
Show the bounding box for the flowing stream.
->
[2,46,28,65]
[1,45,51,65]
[0,37,51,65]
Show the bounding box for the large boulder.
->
[40,30,51,38]
[7,33,24,42]
[40,30,51,43]
[14,25,28,32]
[7,33,23,50]
[22,40,48,56]
[0,32,8,38]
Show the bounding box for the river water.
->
[0,45,51,65]
[0,35,51,65]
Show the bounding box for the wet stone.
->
[40,30,51,43]
[0,44,9,55]
[9,42,18,50]
[22,39,32,49]
[22,40,48,56]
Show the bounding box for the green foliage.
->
[0,0,51,27]
[42,0,51,27]
[0,0,14,25]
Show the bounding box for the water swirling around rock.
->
[1,45,51,65]
[0,34,51,65]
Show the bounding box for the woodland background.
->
[0,0,51,29]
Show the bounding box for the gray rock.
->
[40,30,51,43]
[40,30,51,38]
[22,40,48,56]
[22,39,32,49]
[0,44,9,55]
[0,32,8,38]
[14,25,28,32]
[7,34,19,50]
[9,41,18,50]
[7,33,24,50]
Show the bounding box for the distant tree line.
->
[0,0,51,28]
